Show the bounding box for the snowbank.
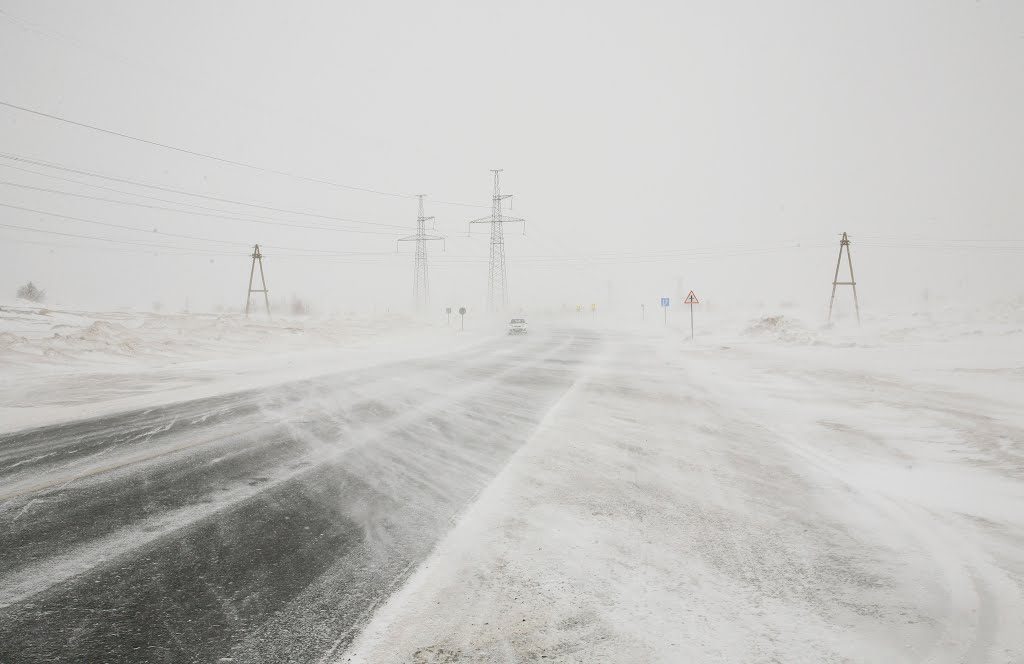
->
[742,314,822,345]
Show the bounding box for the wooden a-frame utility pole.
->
[827,232,860,324]
[245,243,271,317]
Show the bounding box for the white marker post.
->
[684,290,699,341]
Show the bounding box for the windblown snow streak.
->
[343,323,1024,663]
[0,330,599,662]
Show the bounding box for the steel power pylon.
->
[827,231,860,324]
[467,169,525,312]
[398,195,445,312]
[244,243,271,317]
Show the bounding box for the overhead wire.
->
[4,221,1021,268]
[0,221,234,254]
[0,162,422,237]
[0,201,395,254]
[0,177,410,236]
[0,99,490,208]
[0,152,415,230]
[0,233,243,258]
[3,174,1019,263]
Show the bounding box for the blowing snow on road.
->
[3,2,1024,662]
[1,307,1023,663]
[1,324,599,661]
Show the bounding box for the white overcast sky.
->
[0,1,1021,315]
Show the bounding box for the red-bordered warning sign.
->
[684,290,699,305]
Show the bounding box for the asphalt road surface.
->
[0,330,599,663]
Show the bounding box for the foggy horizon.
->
[1,1,1021,316]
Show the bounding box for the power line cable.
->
[0,220,233,253]
[0,232,243,258]
[0,230,404,262]
[0,152,413,230]
[0,178,407,236]
[0,161,406,234]
[0,160,406,229]
[0,99,489,208]
[0,161,263,217]
[5,225,1020,268]
[0,201,250,247]
[0,201,389,254]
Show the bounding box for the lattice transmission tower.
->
[398,195,445,312]
[467,169,525,312]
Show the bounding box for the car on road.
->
[508,318,528,335]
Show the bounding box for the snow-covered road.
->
[344,325,1024,663]
[0,328,601,662]
[2,318,1022,663]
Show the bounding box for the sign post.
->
[590,303,596,318]
[641,303,645,320]
[660,297,670,325]
[684,290,699,341]
[458,306,466,331]
[445,307,452,325]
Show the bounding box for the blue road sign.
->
[660,297,670,307]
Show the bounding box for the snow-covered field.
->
[2,300,1023,662]
[0,301,487,433]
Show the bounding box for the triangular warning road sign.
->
[684,290,699,304]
